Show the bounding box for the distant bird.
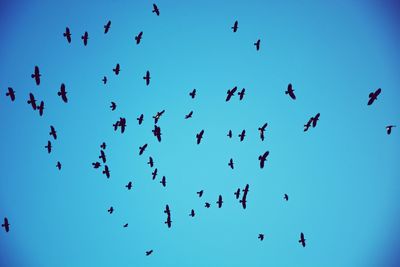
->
[27,93,37,110]
[6,87,15,101]
[367,88,381,105]
[146,250,153,256]
[152,3,160,16]
[386,125,396,135]
[92,162,101,169]
[107,206,114,214]
[312,113,320,128]
[113,117,126,133]
[234,188,240,199]
[135,31,143,44]
[57,83,68,103]
[125,181,133,190]
[189,89,196,99]
[285,83,296,100]
[63,27,71,43]
[102,76,107,84]
[284,194,289,201]
[103,165,110,178]
[299,232,306,247]
[137,114,144,125]
[238,130,246,141]
[113,64,120,75]
[147,157,154,167]
[110,102,117,111]
[254,39,260,51]
[56,161,62,170]
[258,234,264,241]
[197,190,204,198]
[258,151,269,169]
[152,168,158,180]
[49,125,57,140]
[238,88,245,100]
[152,125,162,142]
[216,195,223,208]
[143,70,151,86]
[81,31,89,46]
[99,150,106,163]
[45,141,52,154]
[258,123,268,141]
[231,20,238,32]
[153,110,165,124]
[31,66,41,85]
[196,130,204,144]
[205,202,211,208]
[227,130,232,138]
[304,117,313,132]
[123,223,129,228]
[160,176,166,187]
[226,86,237,102]
[104,20,111,34]
[37,101,44,116]
[164,205,172,228]
[2,217,10,232]
[100,142,106,150]
[185,111,193,119]
[139,144,148,155]
[189,209,195,217]
[228,158,234,169]
[240,184,249,209]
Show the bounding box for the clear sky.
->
[0,0,399,266]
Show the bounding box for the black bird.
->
[386,125,396,135]
[81,31,89,46]
[258,123,268,141]
[284,194,289,201]
[146,250,153,256]
[152,168,158,180]
[258,234,264,241]
[185,111,193,119]
[139,144,148,155]
[152,3,160,16]
[27,93,37,110]
[226,86,237,102]
[31,66,41,85]
[189,209,195,217]
[99,150,106,163]
[45,141,52,154]
[63,27,71,43]
[258,151,269,169]
[312,113,320,128]
[299,233,306,247]
[189,89,196,99]
[240,184,249,209]
[107,206,114,214]
[110,102,117,111]
[368,88,381,105]
[104,20,111,34]
[152,125,162,142]
[37,101,44,116]
[238,88,245,100]
[113,117,126,133]
[6,87,16,101]
[228,158,234,169]
[197,190,204,197]
[227,130,232,138]
[153,110,165,124]
[103,165,110,178]
[102,76,107,84]
[113,64,120,75]
[143,70,151,86]
[56,161,62,170]
[57,83,68,103]
[196,130,204,144]
[100,142,106,150]
[164,205,172,228]
[135,31,143,44]
[234,188,240,199]
[238,130,246,141]
[2,217,10,232]
[231,20,238,32]
[147,157,154,167]
[125,181,133,190]
[160,176,166,187]
[137,114,144,125]
[304,117,313,132]
[205,202,211,208]
[216,195,223,208]
[92,162,101,169]
[123,223,129,228]
[49,125,57,140]
[285,83,296,100]
[254,39,260,51]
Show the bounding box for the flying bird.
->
[27,93,37,110]
[216,195,223,208]
[110,102,117,111]
[63,27,71,43]
[285,83,296,100]
[254,39,260,51]
[258,123,268,141]
[31,66,41,85]
[100,142,106,150]
[284,194,289,201]
[238,130,246,141]
[189,89,196,99]
[160,176,166,187]
[205,202,211,208]
[386,125,396,135]
[367,88,381,105]
[197,190,204,198]
[143,70,151,85]
[102,76,107,84]
[123,223,129,228]
[107,206,114,214]
[135,31,143,44]
[226,86,237,101]
[238,88,245,100]
[2,217,10,232]
[113,64,120,75]
[227,130,232,138]
[92,162,101,169]
[45,141,52,154]
[99,150,106,163]
[258,234,264,241]
[234,188,240,199]
[189,209,195,217]
[81,31,89,46]
[37,101,44,116]
[258,151,269,169]
[299,233,306,247]
[231,20,238,32]
[152,168,158,180]
[137,114,144,125]
[146,250,153,256]
[185,111,193,119]
[125,181,133,190]
[56,161,62,170]
[102,165,110,178]
[104,20,111,34]
[228,158,234,169]
[312,113,320,128]
[147,157,154,167]
[153,110,165,124]
[6,87,15,101]
[49,126,57,140]
[164,205,172,228]
[152,125,162,142]
[57,83,68,103]
[152,4,160,16]
[196,130,204,144]
[240,184,249,209]
[139,144,148,155]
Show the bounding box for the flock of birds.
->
[1,2,396,259]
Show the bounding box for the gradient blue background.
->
[0,0,399,266]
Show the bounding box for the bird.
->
[299,233,306,247]
[152,168,158,180]
[27,93,37,110]
[205,202,211,208]
[45,141,52,154]
[153,110,165,124]
[304,117,313,132]
[228,158,234,169]
[234,188,240,199]
[312,113,320,128]
[102,165,110,178]
[49,125,57,140]
[92,162,101,169]
[196,130,204,144]
[81,31,89,46]
[231,20,238,32]
[284,194,289,201]
[146,250,153,256]
[99,150,106,163]
[368,88,381,105]
[258,234,264,241]
[104,20,111,34]
[160,176,166,187]
[152,3,160,16]
[152,125,162,142]
[226,86,237,101]
[107,206,114,214]
[63,27,71,43]
[185,111,193,119]
[143,70,151,85]
[285,83,296,100]
[137,114,144,125]
[110,102,117,111]
[386,125,396,135]
[31,66,41,85]
[227,130,232,138]
[56,161,62,170]
[139,144,148,155]
[189,89,196,99]
[123,223,129,228]
[147,157,154,167]
[216,195,223,208]
[197,190,204,198]
[100,141,106,151]
[37,101,45,116]
[189,209,195,217]
[6,87,15,101]
[125,181,133,190]
[238,130,246,141]
[102,76,107,84]
[113,64,120,75]
[258,123,268,141]
[254,39,260,51]
[258,151,269,169]
[238,88,245,100]
[57,83,68,103]
[135,31,143,44]
[2,217,10,232]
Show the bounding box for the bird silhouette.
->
[254,39,260,51]
[367,88,381,105]
[152,3,160,16]
[386,125,395,135]
[231,20,238,32]
[63,27,71,43]
[104,20,111,34]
